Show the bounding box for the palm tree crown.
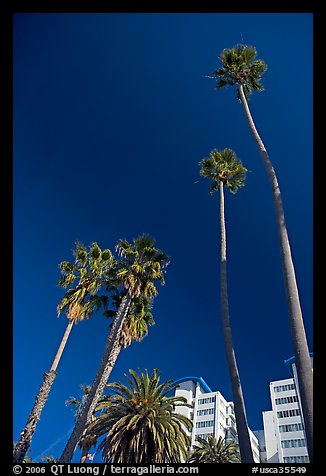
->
[188,435,240,463]
[211,44,267,99]
[57,242,113,322]
[88,369,192,463]
[199,148,247,194]
[113,234,169,299]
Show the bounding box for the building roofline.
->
[174,376,213,394]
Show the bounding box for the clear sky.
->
[13,12,312,462]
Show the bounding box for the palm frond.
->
[73,242,88,266]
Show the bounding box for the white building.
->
[260,354,313,463]
[173,376,260,462]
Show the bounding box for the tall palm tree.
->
[210,44,313,461]
[199,148,253,463]
[188,435,240,463]
[59,235,169,463]
[65,294,154,464]
[88,369,192,463]
[13,242,112,464]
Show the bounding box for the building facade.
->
[260,354,313,463]
[173,376,260,462]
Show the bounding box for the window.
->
[197,408,214,416]
[275,395,298,405]
[274,384,295,393]
[277,409,301,418]
[281,439,306,448]
[283,456,309,463]
[198,397,215,405]
[279,423,304,432]
[196,420,214,428]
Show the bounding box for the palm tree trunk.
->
[238,84,313,461]
[219,181,254,463]
[50,320,74,371]
[13,320,74,463]
[58,293,133,463]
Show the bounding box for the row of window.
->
[279,423,304,433]
[277,409,301,418]
[283,456,309,463]
[274,383,295,393]
[197,408,214,416]
[281,439,306,448]
[196,420,214,428]
[275,395,298,405]
[196,408,227,420]
[198,397,215,405]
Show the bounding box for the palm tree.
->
[188,435,240,463]
[13,242,112,464]
[59,234,169,463]
[199,148,253,463]
[66,385,100,463]
[67,295,155,463]
[88,368,192,463]
[210,44,313,461]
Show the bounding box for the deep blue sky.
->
[13,13,312,462]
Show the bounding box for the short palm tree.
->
[188,435,240,463]
[13,242,112,464]
[59,235,169,463]
[89,368,192,463]
[199,148,254,463]
[210,44,313,461]
[66,385,100,463]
